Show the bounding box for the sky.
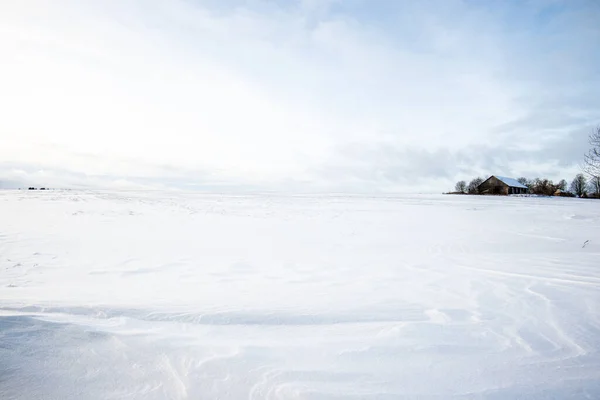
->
[1,0,599,192]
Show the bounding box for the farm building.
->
[478,176,528,195]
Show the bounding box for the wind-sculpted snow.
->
[1,191,599,399]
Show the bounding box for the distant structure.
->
[478,176,528,195]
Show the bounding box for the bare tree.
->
[583,125,600,178]
[531,178,557,196]
[570,174,588,197]
[557,179,567,191]
[455,180,467,193]
[517,177,533,191]
[467,177,483,194]
[589,176,600,198]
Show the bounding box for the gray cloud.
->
[0,0,599,192]
[309,132,593,192]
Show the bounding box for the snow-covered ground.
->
[1,190,599,399]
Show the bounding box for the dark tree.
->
[517,177,528,186]
[583,125,600,179]
[455,180,467,193]
[531,178,557,196]
[467,177,483,194]
[588,176,600,198]
[557,179,567,191]
[570,174,588,197]
[517,177,533,191]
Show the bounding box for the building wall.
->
[479,176,528,195]
[479,176,509,195]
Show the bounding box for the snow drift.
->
[1,190,599,399]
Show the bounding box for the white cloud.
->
[1,0,598,191]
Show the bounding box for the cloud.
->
[0,0,598,192]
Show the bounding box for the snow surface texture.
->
[1,190,600,399]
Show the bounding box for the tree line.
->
[453,126,600,198]
[454,174,600,197]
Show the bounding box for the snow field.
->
[1,191,599,399]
